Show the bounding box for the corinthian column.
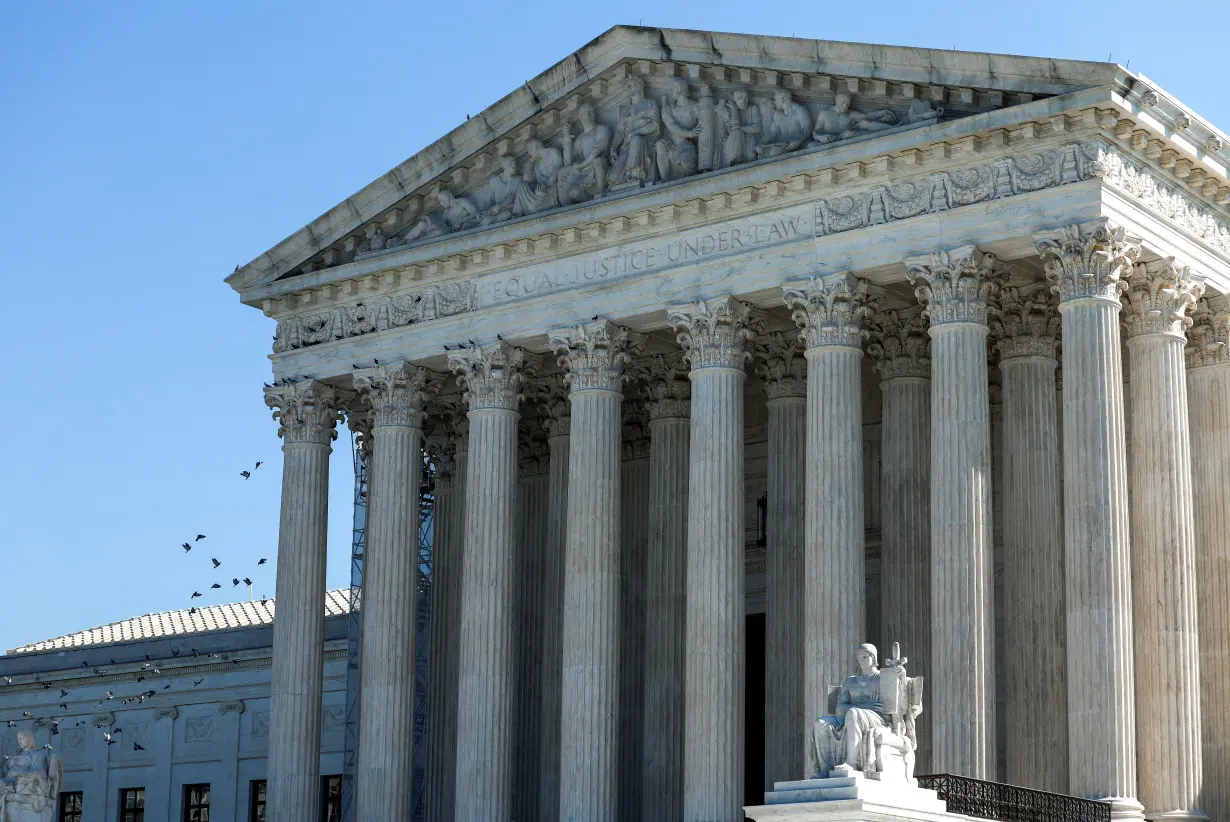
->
[426,401,467,822]
[990,287,1067,793]
[262,380,343,822]
[782,274,873,776]
[867,308,932,775]
[1123,261,1206,819]
[668,297,762,822]
[1187,295,1230,822]
[536,379,570,822]
[1035,221,1143,819]
[905,247,997,779]
[620,400,650,822]
[752,332,806,788]
[637,354,691,822]
[351,363,438,822]
[446,342,531,822]
[550,321,640,822]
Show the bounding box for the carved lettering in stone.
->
[1034,219,1142,304]
[905,246,1000,327]
[548,320,643,393]
[668,297,764,371]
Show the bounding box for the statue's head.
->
[834,92,853,113]
[626,75,645,101]
[16,730,35,751]
[733,89,749,109]
[669,77,689,102]
[433,188,454,208]
[578,103,597,128]
[855,643,878,673]
[698,82,713,100]
[773,89,792,112]
[499,153,518,176]
[526,137,544,156]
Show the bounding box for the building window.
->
[119,788,145,822]
[321,775,341,822]
[58,791,84,822]
[183,783,210,821]
[249,780,267,822]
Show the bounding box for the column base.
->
[746,773,961,821]
[1104,797,1146,821]
[1145,811,1209,821]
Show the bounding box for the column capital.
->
[430,395,470,454]
[447,342,535,412]
[667,296,765,371]
[991,284,1060,361]
[622,399,651,460]
[781,272,874,350]
[905,246,1000,327]
[353,362,442,429]
[1187,294,1230,369]
[548,320,644,393]
[868,308,931,380]
[432,437,458,491]
[752,331,807,399]
[531,376,572,438]
[1122,259,1205,342]
[518,417,551,477]
[347,408,375,461]
[631,353,691,420]
[1034,219,1142,304]
[264,379,344,445]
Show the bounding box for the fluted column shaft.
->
[552,321,637,822]
[1188,296,1230,822]
[620,435,650,822]
[669,298,759,822]
[264,380,342,822]
[906,248,996,779]
[538,397,570,822]
[641,375,690,822]
[426,421,467,822]
[1124,263,1205,819]
[447,343,529,822]
[755,330,807,788]
[1036,222,1142,818]
[515,435,549,822]
[352,364,434,822]
[993,288,1067,792]
[870,309,932,775]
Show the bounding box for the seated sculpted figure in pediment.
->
[811,92,898,144]
[397,188,480,245]
[810,642,924,786]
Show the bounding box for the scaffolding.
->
[340,436,435,822]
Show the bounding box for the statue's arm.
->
[835,684,853,718]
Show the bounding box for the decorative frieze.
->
[353,362,441,429]
[667,297,764,371]
[1187,295,1230,369]
[781,272,874,349]
[991,285,1060,360]
[905,246,1000,326]
[548,320,643,393]
[447,342,534,412]
[753,331,808,399]
[264,380,345,445]
[868,308,930,380]
[1122,261,1205,340]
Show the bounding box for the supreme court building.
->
[223,26,1230,822]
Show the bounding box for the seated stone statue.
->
[0,731,61,822]
[397,188,480,245]
[811,92,898,144]
[809,642,924,786]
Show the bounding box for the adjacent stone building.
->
[5,25,1230,822]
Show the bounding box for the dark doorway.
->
[744,612,767,808]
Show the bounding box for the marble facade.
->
[48,23,1229,822]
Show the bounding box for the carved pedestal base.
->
[745,773,968,822]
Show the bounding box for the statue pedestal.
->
[744,772,970,822]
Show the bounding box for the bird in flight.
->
[195,534,206,541]
[182,542,192,552]
[188,607,197,616]
[103,733,117,745]
[232,578,240,587]
[210,583,221,590]
[240,471,251,479]
[191,592,202,599]
[257,558,267,565]
[254,461,263,470]
[133,742,145,751]
[193,679,204,687]
[242,578,252,586]
[211,558,222,569]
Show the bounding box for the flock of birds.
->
[1,460,275,754]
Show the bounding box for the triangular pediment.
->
[228,26,1130,295]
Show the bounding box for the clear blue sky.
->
[1,0,1225,654]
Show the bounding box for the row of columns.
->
[261,219,1230,822]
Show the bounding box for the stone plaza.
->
[4,23,1230,822]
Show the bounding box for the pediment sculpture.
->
[809,642,924,786]
[357,74,954,260]
[0,731,62,822]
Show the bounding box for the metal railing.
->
[915,774,1110,822]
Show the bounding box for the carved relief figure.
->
[609,75,661,185]
[719,88,762,167]
[656,77,700,183]
[757,89,814,157]
[694,82,722,172]
[559,103,612,201]
[904,99,943,125]
[0,731,61,822]
[398,188,480,244]
[812,92,897,144]
[477,154,529,225]
[357,223,386,254]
